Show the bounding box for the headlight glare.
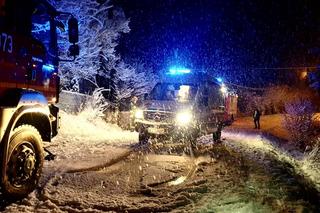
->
[135,109,144,119]
[176,111,192,125]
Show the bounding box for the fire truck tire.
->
[1,125,44,198]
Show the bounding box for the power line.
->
[224,81,267,91]
[211,75,268,91]
[253,66,318,70]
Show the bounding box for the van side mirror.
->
[68,17,78,43]
[68,44,79,57]
[56,20,65,32]
[144,93,149,100]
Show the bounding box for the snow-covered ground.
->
[198,133,319,212]
[2,112,319,212]
[220,130,320,192]
[0,112,264,212]
[222,114,320,193]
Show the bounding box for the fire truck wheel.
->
[1,125,44,198]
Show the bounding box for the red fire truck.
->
[0,0,78,197]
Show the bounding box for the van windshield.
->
[149,83,198,102]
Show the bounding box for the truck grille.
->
[144,111,173,123]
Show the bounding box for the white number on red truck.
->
[0,33,13,53]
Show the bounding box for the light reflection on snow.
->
[220,131,320,191]
[168,176,187,186]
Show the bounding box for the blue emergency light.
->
[167,67,191,75]
[42,64,55,73]
[216,77,223,83]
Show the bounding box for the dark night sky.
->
[116,0,320,86]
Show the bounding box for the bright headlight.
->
[176,111,192,125]
[135,109,144,119]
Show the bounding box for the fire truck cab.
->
[0,0,78,197]
[134,69,237,144]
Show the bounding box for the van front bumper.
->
[134,119,198,138]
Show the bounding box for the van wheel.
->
[183,133,198,157]
[196,123,205,135]
[138,131,149,144]
[1,125,44,198]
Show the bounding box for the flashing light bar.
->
[167,67,191,75]
[216,77,223,83]
[42,64,55,73]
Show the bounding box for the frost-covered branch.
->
[51,0,130,92]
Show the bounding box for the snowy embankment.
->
[45,110,138,173]
[219,130,320,193]
[58,110,137,144]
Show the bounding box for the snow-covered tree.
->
[50,0,130,92]
[115,61,157,102]
[283,99,316,149]
[48,0,158,111]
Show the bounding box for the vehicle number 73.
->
[0,33,13,53]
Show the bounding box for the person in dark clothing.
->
[253,109,261,129]
[213,120,224,143]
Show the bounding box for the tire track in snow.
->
[64,149,132,173]
[30,148,134,212]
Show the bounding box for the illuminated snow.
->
[168,176,187,186]
[221,131,320,191]
[59,110,137,144]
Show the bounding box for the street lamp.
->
[220,83,228,95]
